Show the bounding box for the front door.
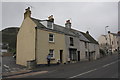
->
[60,50,63,63]
[77,51,80,61]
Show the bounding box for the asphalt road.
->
[22,54,119,78]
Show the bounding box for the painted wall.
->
[36,29,67,64]
[16,17,36,66]
[88,43,100,60]
[99,33,120,53]
[79,41,87,61]
[65,35,88,61]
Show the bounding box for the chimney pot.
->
[24,7,31,19]
[48,15,54,22]
[86,31,89,34]
[65,20,71,29]
[108,31,110,34]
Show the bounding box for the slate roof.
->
[31,17,98,44]
[110,33,118,36]
[80,32,99,44]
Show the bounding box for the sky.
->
[1,1,119,40]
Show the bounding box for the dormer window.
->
[40,15,54,29]
[40,21,53,29]
[47,21,53,29]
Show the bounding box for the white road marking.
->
[69,60,119,78]
[4,65,9,69]
[69,69,97,78]
[102,60,120,68]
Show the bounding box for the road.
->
[20,54,119,78]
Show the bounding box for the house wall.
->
[36,29,67,64]
[98,35,107,46]
[98,34,120,53]
[65,35,88,61]
[16,17,36,66]
[106,33,119,53]
[89,43,100,60]
[79,41,87,61]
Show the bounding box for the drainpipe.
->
[88,42,90,61]
[35,27,37,65]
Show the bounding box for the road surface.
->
[20,54,119,78]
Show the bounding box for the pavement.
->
[1,53,119,79]
[2,56,26,73]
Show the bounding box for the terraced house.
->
[98,31,120,54]
[16,7,100,66]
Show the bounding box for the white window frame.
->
[49,49,55,58]
[49,33,54,42]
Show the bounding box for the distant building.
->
[17,7,100,66]
[98,31,120,54]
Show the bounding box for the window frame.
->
[49,33,54,42]
[49,49,55,58]
[85,42,87,48]
[70,37,74,46]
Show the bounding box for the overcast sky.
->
[1,2,118,40]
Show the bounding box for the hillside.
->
[1,27,19,52]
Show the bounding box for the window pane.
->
[70,37,74,46]
[49,49,54,57]
[49,34,54,42]
[49,34,53,37]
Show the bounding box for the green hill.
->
[1,27,19,52]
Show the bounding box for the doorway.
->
[77,51,80,61]
[60,50,63,63]
[69,48,77,61]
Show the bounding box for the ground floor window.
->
[49,49,54,58]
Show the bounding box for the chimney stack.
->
[48,15,54,23]
[86,31,89,34]
[108,31,110,34]
[65,20,71,29]
[24,7,31,19]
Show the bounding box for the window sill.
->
[51,57,55,60]
[49,41,55,44]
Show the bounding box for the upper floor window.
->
[85,42,87,48]
[49,33,54,42]
[70,37,74,46]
